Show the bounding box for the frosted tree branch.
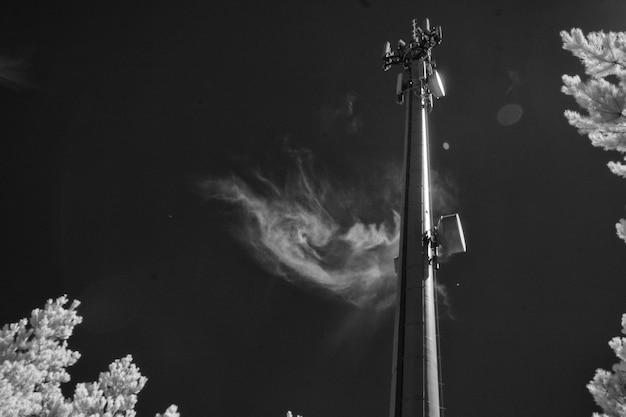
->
[587,314,626,417]
[561,29,626,78]
[616,219,626,243]
[0,296,180,417]
[562,28,626,244]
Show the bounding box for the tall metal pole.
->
[389,63,425,417]
[382,18,445,417]
[422,95,441,417]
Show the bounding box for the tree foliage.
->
[0,296,180,417]
[561,28,626,242]
[588,314,626,417]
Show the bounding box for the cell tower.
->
[382,18,466,417]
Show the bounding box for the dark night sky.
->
[1,1,626,417]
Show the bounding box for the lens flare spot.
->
[497,103,523,126]
[443,142,450,150]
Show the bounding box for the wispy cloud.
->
[200,149,399,309]
[320,92,364,136]
[0,55,31,89]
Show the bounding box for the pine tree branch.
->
[561,28,626,245]
[561,29,626,78]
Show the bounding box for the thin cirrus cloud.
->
[320,93,364,136]
[0,55,31,89]
[200,151,400,310]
